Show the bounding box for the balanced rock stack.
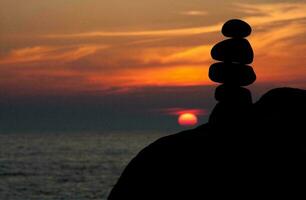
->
[209,19,256,125]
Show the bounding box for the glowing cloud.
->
[238,2,306,25]
[180,10,208,16]
[156,108,208,116]
[44,25,221,39]
[0,45,108,64]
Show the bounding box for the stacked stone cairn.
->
[209,19,256,125]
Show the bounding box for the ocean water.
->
[0,132,166,199]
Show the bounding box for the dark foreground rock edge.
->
[108,87,306,199]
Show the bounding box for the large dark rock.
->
[254,87,306,130]
[222,19,252,38]
[209,62,256,86]
[211,39,254,64]
[108,88,306,199]
[208,101,252,125]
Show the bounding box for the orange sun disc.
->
[178,113,198,126]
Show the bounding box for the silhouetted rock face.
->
[222,19,252,38]
[108,88,306,199]
[211,39,254,64]
[209,102,252,126]
[254,87,306,134]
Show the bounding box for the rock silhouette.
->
[209,62,256,86]
[211,38,254,64]
[214,84,252,102]
[222,19,252,38]
[108,19,306,199]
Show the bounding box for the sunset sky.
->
[1,0,306,133]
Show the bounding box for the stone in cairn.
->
[211,39,254,64]
[222,19,252,38]
[208,19,257,125]
[209,62,256,86]
[214,84,252,103]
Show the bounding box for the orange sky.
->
[1,0,306,96]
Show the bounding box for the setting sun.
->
[178,113,198,126]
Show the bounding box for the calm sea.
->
[0,132,167,199]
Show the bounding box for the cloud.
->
[43,25,221,39]
[179,10,208,16]
[160,45,211,64]
[155,107,208,116]
[0,45,108,64]
[238,2,306,26]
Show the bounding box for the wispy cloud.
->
[179,10,208,16]
[238,2,306,25]
[160,45,211,64]
[0,45,108,64]
[156,107,208,116]
[44,25,221,39]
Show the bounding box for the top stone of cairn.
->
[222,19,252,38]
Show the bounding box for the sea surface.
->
[0,132,167,199]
